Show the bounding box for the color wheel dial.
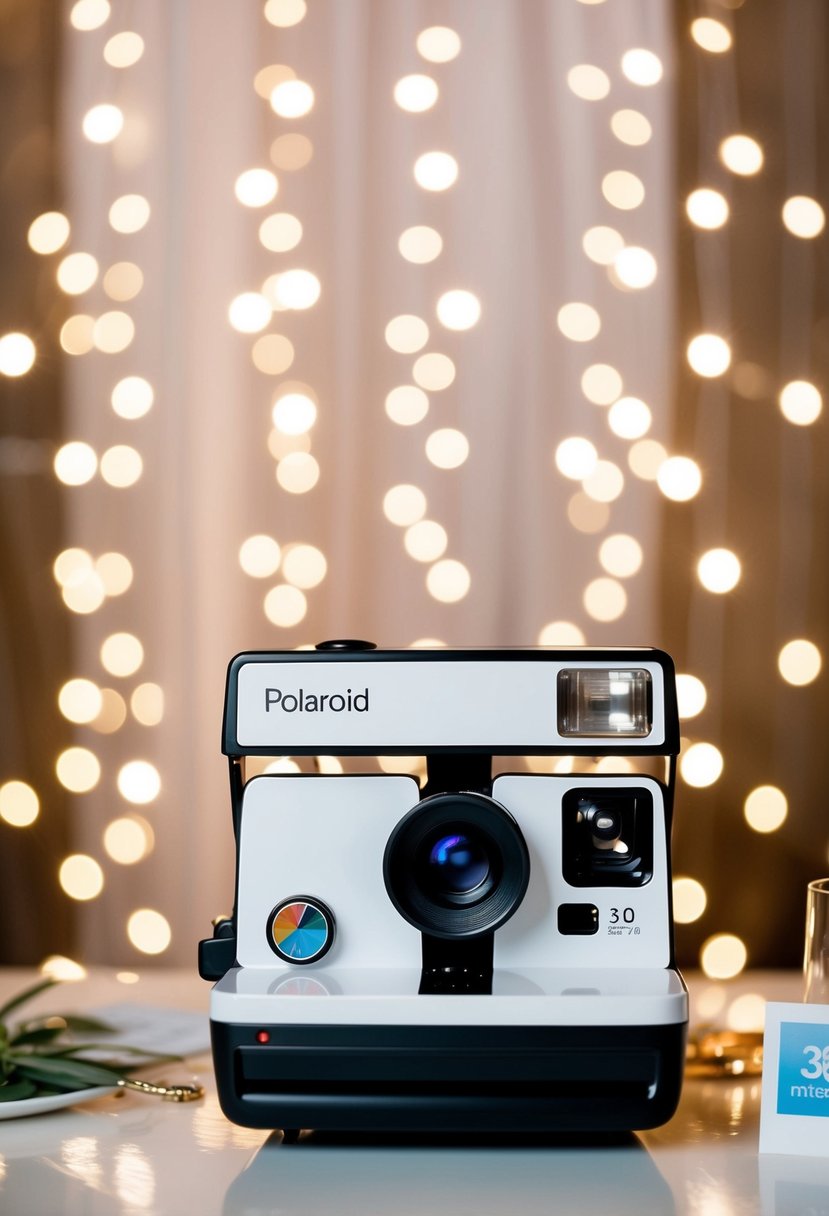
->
[267,897,335,965]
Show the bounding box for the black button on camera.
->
[314,639,377,651]
[557,903,599,936]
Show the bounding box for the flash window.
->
[557,668,652,738]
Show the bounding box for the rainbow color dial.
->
[267,897,335,965]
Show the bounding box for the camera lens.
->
[383,792,530,938]
[590,807,622,842]
[426,832,490,895]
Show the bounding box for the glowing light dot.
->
[726,993,767,1033]
[259,212,303,252]
[27,211,70,254]
[56,747,101,793]
[680,742,723,788]
[82,103,123,143]
[720,135,763,176]
[60,314,95,356]
[93,311,135,354]
[608,397,651,440]
[127,909,171,955]
[276,452,320,494]
[270,80,314,118]
[56,252,98,296]
[386,315,429,353]
[270,133,313,170]
[234,169,278,208]
[614,247,657,289]
[557,302,600,342]
[567,493,610,534]
[686,188,729,229]
[54,548,92,587]
[691,17,732,53]
[782,196,826,239]
[582,459,624,503]
[273,269,321,310]
[384,484,427,526]
[744,785,788,834]
[112,376,153,420]
[103,261,143,301]
[417,26,461,63]
[131,683,164,726]
[628,439,667,481]
[239,535,281,579]
[282,544,327,589]
[229,293,271,334]
[264,0,307,26]
[676,674,707,719]
[404,520,448,562]
[0,333,36,377]
[59,679,103,724]
[0,781,40,828]
[701,933,747,980]
[108,194,150,233]
[610,109,652,146]
[567,65,610,100]
[269,430,310,461]
[103,31,144,67]
[117,971,140,984]
[399,226,442,264]
[583,578,627,622]
[599,534,642,578]
[118,760,161,805]
[100,445,142,488]
[273,392,316,435]
[602,171,645,210]
[621,48,663,86]
[254,63,296,101]
[657,456,702,502]
[41,956,87,981]
[581,364,622,406]
[697,548,741,594]
[414,152,458,192]
[104,815,154,865]
[412,352,455,391]
[385,385,429,426]
[426,428,469,469]
[582,226,624,266]
[410,638,447,649]
[54,442,97,486]
[70,0,110,30]
[59,855,104,901]
[778,639,822,686]
[537,620,586,646]
[555,437,597,480]
[779,380,822,426]
[264,758,301,774]
[62,572,106,615]
[394,74,439,113]
[427,559,470,603]
[253,334,294,375]
[264,583,307,627]
[672,877,707,924]
[101,632,144,679]
[92,688,127,734]
[687,333,731,378]
[436,290,481,331]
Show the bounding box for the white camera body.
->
[202,644,687,1135]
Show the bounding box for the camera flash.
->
[557,668,651,737]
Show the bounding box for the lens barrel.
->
[383,792,530,938]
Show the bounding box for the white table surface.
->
[0,967,827,1216]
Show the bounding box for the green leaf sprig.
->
[0,977,180,1102]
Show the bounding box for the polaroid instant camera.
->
[200,642,687,1135]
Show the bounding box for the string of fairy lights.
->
[0,1,824,1004]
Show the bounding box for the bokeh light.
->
[54,441,97,486]
[567,493,610,534]
[112,376,153,420]
[272,391,317,434]
[744,785,788,833]
[270,133,313,170]
[426,559,470,603]
[92,688,128,734]
[778,639,822,686]
[779,380,822,426]
[109,194,150,233]
[599,534,643,578]
[56,747,101,793]
[0,780,39,828]
[131,683,164,727]
[686,188,729,229]
[40,956,87,981]
[399,226,443,264]
[413,352,455,391]
[28,211,70,254]
[567,65,610,100]
[557,302,600,341]
[676,673,707,719]
[425,428,469,469]
[582,226,624,265]
[264,583,308,626]
[253,334,295,375]
[404,520,448,562]
[383,484,427,526]
[103,31,144,68]
[93,311,135,353]
[416,26,461,63]
[628,439,667,480]
[608,396,651,439]
[690,18,732,53]
[621,48,663,86]
[687,333,731,377]
[104,815,154,864]
[583,578,627,622]
[414,152,458,191]
[610,109,652,146]
[582,363,622,405]
[656,455,702,501]
[118,760,161,805]
[385,385,429,426]
[59,855,104,901]
[101,632,144,677]
[436,290,481,331]
[700,933,747,980]
[239,535,281,578]
[282,544,327,589]
[672,876,707,924]
[60,314,95,356]
[680,742,724,788]
[259,212,303,252]
[100,445,143,487]
[0,332,36,377]
[82,103,123,143]
[235,169,278,207]
[394,74,439,112]
[56,252,98,295]
[781,196,825,238]
[385,315,429,353]
[103,261,144,301]
[59,678,103,724]
[127,909,171,955]
[276,452,320,493]
[272,269,321,310]
[229,292,272,333]
[697,548,741,594]
[537,620,586,646]
[613,246,657,289]
[70,0,110,30]
[720,134,763,175]
[555,437,598,480]
[264,0,307,27]
[582,459,624,503]
[270,80,314,118]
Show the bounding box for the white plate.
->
[0,1085,116,1120]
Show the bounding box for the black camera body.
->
[200,643,687,1134]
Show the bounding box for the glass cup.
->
[804,878,829,1003]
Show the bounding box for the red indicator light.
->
[256,1030,270,1044]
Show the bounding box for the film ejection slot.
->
[557,669,652,738]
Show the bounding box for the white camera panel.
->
[492,775,671,970]
[235,659,666,749]
[236,775,422,969]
